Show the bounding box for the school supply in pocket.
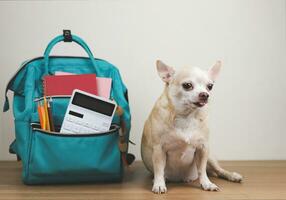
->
[37,97,55,131]
[60,89,117,134]
[3,30,133,185]
[55,71,112,99]
[92,77,112,99]
[43,74,98,96]
[47,98,55,131]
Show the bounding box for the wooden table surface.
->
[0,161,285,200]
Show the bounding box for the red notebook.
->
[43,74,98,96]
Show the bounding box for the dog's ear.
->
[208,61,222,81]
[156,60,175,83]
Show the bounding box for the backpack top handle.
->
[43,30,98,75]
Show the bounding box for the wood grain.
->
[0,161,285,200]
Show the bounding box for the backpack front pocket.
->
[32,96,121,131]
[26,124,122,184]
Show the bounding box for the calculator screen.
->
[72,92,115,116]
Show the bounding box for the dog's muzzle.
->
[194,92,209,107]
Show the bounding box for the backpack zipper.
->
[31,123,120,137]
[33,95,71,102]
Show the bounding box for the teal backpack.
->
[3,31,133,184]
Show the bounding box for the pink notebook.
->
[55,71,112,99]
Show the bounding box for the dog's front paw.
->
[229,172,243,183]
[152,181,167,194]
[201,182,219,191]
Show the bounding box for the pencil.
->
[37,102,44,129]
[40,102,46,130]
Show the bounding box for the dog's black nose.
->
[199,92,209,101]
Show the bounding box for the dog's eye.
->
[182,83,193,90]
[207,83,213,91]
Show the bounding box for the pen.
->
[47,98,55,132]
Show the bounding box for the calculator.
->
[60,89,117,134]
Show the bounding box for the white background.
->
[0,0,285,161]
